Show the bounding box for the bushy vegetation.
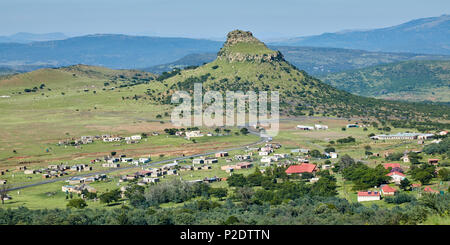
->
[0,192,448,225]
[320,60,450,103]
[423,137,450,157]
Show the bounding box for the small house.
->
[205,158,218,164]
[215,152,229,157]
[192,158,204,164]
[285,163,317,175]
[143,177,160,183]
[428,159,439,166]
[357,191,380,202]
[386,171,406,185]
[330,152,338,159]
[381,185,397,196]
[24,169,36,175]
[423,187,439,193]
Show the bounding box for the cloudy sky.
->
[1,0,449,40]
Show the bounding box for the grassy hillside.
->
[142,53,217,74]
[0,64,157,91]
[147,30,449,120]
[318,60,450,102]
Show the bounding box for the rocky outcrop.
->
[223,30,260,46]
[217,30,284,63]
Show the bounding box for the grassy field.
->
[0,64,448,225]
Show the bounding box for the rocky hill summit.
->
[217,30,283,63]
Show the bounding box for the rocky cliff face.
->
[217,30,284,63]
[222,30,260,46]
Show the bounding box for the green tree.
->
[227,174,247,187]
[240,127,249,135]
[438,168,450,181]
[99,189,121,205]
[208,188,228,200]
[400,178,411,191]
[66,198,87,209]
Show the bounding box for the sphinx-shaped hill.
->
[151,30,449,120]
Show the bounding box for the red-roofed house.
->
[386,171,406,184]
[384,163,401,170]
[381,185,397,196]
[428,159,439,166]
[423,187,439,193]
[357,191,381,202]
[285,163,317,175]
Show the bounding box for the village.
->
[0,119,448,215]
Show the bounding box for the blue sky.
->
[0,0,449,40]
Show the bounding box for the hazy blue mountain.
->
[0,32,68,43]
[142,53,217,74]
[0,34,222,69]
[271,15,450,55]
[2,29,450,75]
[140,46,450,75]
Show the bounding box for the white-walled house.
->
[260,156,273,163]
[330,152,338,159]
[139,158,151,164]
[297,125,314,130]
[314,124,328,130]
[185,131,203,139]
[386,171,406,184]
[357,191,381,202]
[131,135,142,140]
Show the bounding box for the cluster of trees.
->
[23,84,46,93]
[336,155,390,190]
[156,68,181,81]
[390,120,450,132]
[1,192,448,225]
[163,127,200,135]
[384,192,416,204]
[123,179,228,209]
[385,152,403,161]
[423,137,449,157]
[410,164,437,185]
[336,136,356,144]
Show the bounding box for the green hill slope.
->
[0,64,157,92]
[148,30,449,120]
[318,60,450,102]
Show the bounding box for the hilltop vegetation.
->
[319,60,450,103]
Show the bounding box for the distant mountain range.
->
[271,15,450,55]
[0,32,68,43]
[1,15,449,74]
[142,47,450,75]
[0,34,222,69]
